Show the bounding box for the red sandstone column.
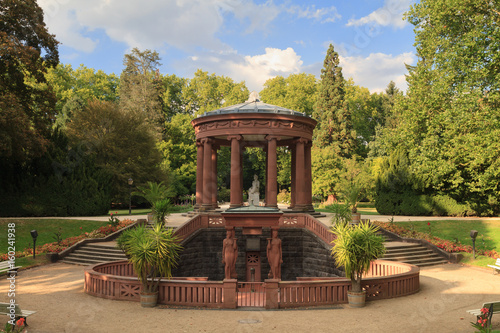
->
[211,145,218,208]
[202,138,213,210]
[265,279,279,309]
[305,141,313,211]
[195,140,204,209]
[266,135,279,208]
[228,135,243,208]
[289,144,296,209]
[240,147,245,203]
[295,138,307,210]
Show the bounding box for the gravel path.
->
[1,263,499,333]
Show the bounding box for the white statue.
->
[248,174,260,206]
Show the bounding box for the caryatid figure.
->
[222,227,238,279]
[267,228,282,279]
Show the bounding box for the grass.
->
[391,219,500,268]
[0,219,109,255]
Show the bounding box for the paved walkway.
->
[1,263,499,332]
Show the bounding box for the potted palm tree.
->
[118,224,182,307]
[330,221,385,308]
[337,158,371,224]
[133,181,172,223]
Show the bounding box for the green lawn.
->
[0,219,109,255]
[393,219,500,268]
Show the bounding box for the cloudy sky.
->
[38,0,418,93]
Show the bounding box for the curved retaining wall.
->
[84,259,419,309]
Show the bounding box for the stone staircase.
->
[62,243,127,266]
[380,242,449,267]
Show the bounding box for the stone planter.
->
[140,291,158,308]
[347,290,366,308]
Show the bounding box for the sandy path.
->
[1,263,499,333]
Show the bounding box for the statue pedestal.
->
[222,206,282,235]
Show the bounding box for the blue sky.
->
[38,0,418,93]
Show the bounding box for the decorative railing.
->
[85,259,419,309]
[85,261,222,308]
[277,260,419,308]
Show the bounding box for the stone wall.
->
[172,228,342,281]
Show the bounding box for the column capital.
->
[265,135,281,141]
[196,139,204,147]
[294,137,309,145]
[227,135,242,141]
[201,138,214,145]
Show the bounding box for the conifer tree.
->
[313,44,355,157]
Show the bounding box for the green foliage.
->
[134,181,171,206]
[118,224,182,293]
[311,145,343,198]
[371,1,500,217]
[218,187,231,203]
[0,0,59,164]
[330,221,386,292]
[46,63,119,122]
[182,69,248,115]
[152,198,171,227]
[313,44,355,157]
[336,157,373,213]
[328,202,352,226]
[66,99,166,203]
[0,129,112,217]
[277,189,291,204]
[260,73,318,115]
[119,48,163,128]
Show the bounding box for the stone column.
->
[222,279,237,309]
[228,135,243,208]
[195,140,204,209]
[201,138,213,210]
[305,141,313,211]
[289,144,296,209]
[211,145,218,208]
[294,138,307,210]
[266,135,279,208]
[264,279,279,309]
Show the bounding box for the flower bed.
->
[374,222,500,259]
[0,219,134,261]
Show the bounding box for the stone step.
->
[71,250,127,259]
[381,241,448,267]
[75,246,124,255]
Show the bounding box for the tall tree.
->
[66,100,166,202]
[119,48,163,127]
[313,44,355,157]
[0,0,59,163]
[372,0,500,216]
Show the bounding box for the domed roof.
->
[197,92,310,118]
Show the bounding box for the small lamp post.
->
[30,230,38,259]
[470,230,478,259]
[128,178,133,215]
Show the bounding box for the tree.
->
[159,73,188,120]
[66,100,167,202]
[46,64,119,123]
[182,69,249,115]
[0,0,59,163]
[260,73,318,115]
[371,1,500,216]
[313,44,355,157]
[119,48,163,127]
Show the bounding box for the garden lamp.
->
[470,230,478,259]
[128,178,133,215]
[30,230,38,259]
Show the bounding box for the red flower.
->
[16,317,25,326]
[427,222,430,226]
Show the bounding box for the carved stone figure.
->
[222,228,238,279]
[267,228,282,280]
[248,174,260,206]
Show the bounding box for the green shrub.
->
[277,189,290,204]
[218,187,230,203]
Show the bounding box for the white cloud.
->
[346,0,411,29]
[38,0,280,53]
[287,5,341,23]
[186,47,303,92]
[339,52,416,92]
